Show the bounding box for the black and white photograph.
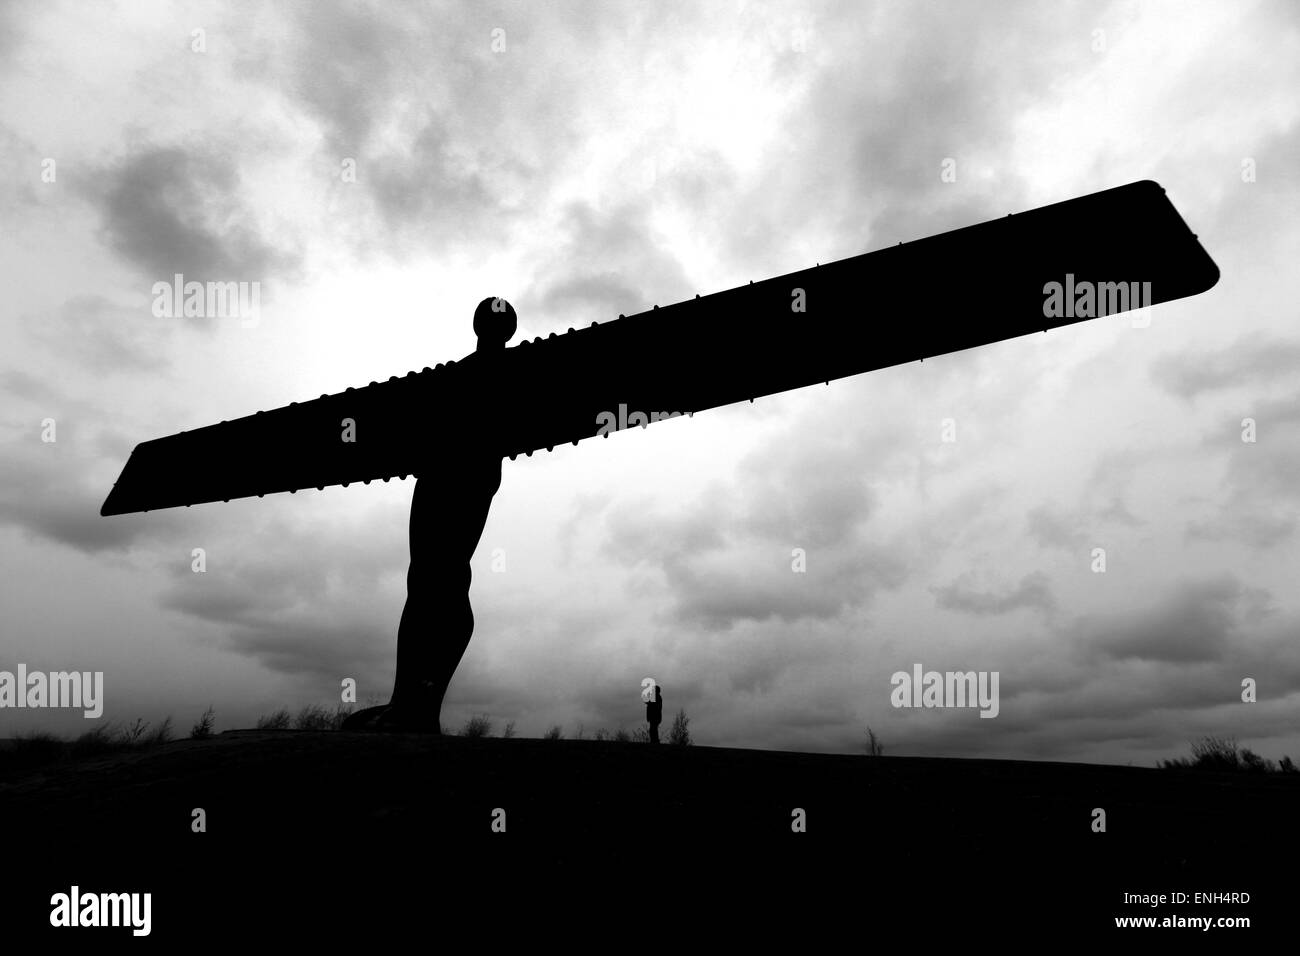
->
[1,0,1297,940]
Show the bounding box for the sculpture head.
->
[474,297,517,350]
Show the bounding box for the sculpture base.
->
[339,703,442,733]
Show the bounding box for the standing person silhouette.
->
[647,684,663,744]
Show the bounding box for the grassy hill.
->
[3,731,1292,938]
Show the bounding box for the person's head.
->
[655,684,662,700]
[474,297,517,351]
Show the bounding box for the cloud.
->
[539,273,643,321]
[219,618,393,685]
[0,448,185,554]
[1151,335,1300,399]
[275,1,401,155]
[599,487,905,631]
[737,441,880,551]
[1076,575,1272,664]
[155,507,408,683]
[1096,496,1143,528]
[1204,118,1300,246]
[1026,486,1145,556]
[85,146,296,283]
[1186,512,1296,549]
[1027,505,1088,552]
[265,2,645,257]
[877,609,1300,762]
[711,0,1105,273]
[0,1,25,67]
[1,369,65,406]
[24,295,171,374]
[596,396,914,630]
[670,544,905,631]
[0,361,189,555]
[0,288,187,553]
[1181,390,1300,548]
[1219,396,1300,507]
[556,491,613,564]
[366,123,501,240]
[933,571,1055,616]
[527,201,695,327]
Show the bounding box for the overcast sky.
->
[1,0,1298,765]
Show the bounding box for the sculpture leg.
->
[344,457,501,732]
[389,559,473,729]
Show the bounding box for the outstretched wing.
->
[102,180,1218,516]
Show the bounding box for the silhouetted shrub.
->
[1191,735,1240,770]
[1240,748,1275,773]
[543,725,564,740]
[255,708,291,731]
[614,728,631,743]
[667,709,691,746]
[71,723,119,758]
[5,731,64,771]
[148,716,174,746]
[293,704,330,730]
[293,703,353,731]
[502,720,517,739]
[864,727,884,757]
[462,714,493,738]
[1160,736,1286,773]
[191,705,216,739]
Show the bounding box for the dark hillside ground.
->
[3,731,1292,938]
